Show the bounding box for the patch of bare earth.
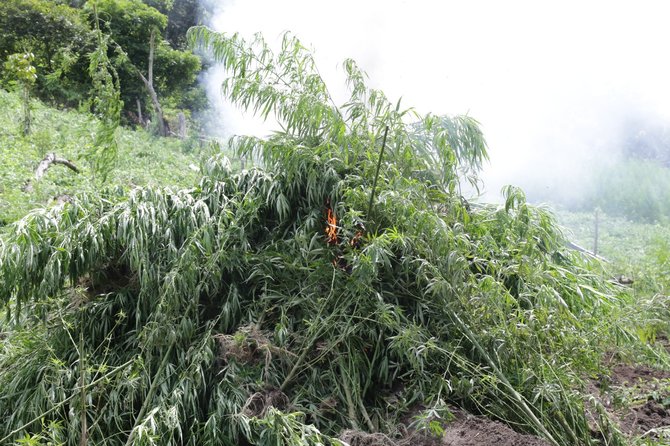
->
[339,409,551,446]
[590,361,670,440]
[609,363,670,387]
[439,414,551,446]
[611,364,670,436]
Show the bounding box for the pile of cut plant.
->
[1,29,669,445]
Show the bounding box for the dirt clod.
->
[242,389,289,417]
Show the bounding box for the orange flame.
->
[350,230,363,248]
[326,206,338,245]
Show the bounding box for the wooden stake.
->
[593,208,599,256]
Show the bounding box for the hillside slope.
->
[0,89,202,227]
[2,30,670,446]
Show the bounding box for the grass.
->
[556,209,670,296]
[554,208,670,445]
[590,160,670,224]
[0,88,204,227]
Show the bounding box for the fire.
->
[350,230,363,248]
[326,206,338,245]
[325,201,364,272]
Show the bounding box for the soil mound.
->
[440,414,552,446]
[589,361,670,440]
[339,410,552,446]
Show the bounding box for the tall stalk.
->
[124,343,174,446]
[367,126,390,219]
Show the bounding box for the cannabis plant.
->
[0,29,656,446]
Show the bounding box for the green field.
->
[557,209,670,296]
[0,90,203,227]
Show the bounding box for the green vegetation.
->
[3,52,37,135]
[0,89,201,227]
[85,11,123,181]
[84,0,203,120]
[1,29,669,446]
[557,211,670,445]
[0,0,93,105]
[558,210,670,297]
[0,0,204,128]
[587,160,670,223]
[544,161,670,224]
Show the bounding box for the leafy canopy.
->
[0,0,202,117]
[0,0,93,104]
[84,0,202,118]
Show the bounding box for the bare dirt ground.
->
[596,361,670,440]
[438,413,551,446]
[340,409,551,446]
[601,364,670,438]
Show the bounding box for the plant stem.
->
[339,357,359,430]
[280,339,316,392]
[367,126,389,219]
[79,323,88,446]
[124,343,174,446]
[280,270,336,391]
[593,208,599,256]
[450,312,560,446]
[359,397,375,432]
[0,359,135,444]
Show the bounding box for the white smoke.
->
[198,0,670,202]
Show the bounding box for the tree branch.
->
[35,153,80,180]
[148,29,154,88]
[140,29,168,137]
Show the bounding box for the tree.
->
[142,0,202,49]
[84,0,202,127]
[0,0,94,105]
[164,0,201,49]
[139,29,168,136]
[3,52,37,135]
[0,0,203,124]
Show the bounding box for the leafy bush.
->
[0,0,94,105]
[0,30,665,446]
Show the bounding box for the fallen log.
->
[35,153,80,180]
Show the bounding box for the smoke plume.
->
[198,0,670,204]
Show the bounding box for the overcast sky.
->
[200,0,670,202]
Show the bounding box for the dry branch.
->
[35,153,80,180]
